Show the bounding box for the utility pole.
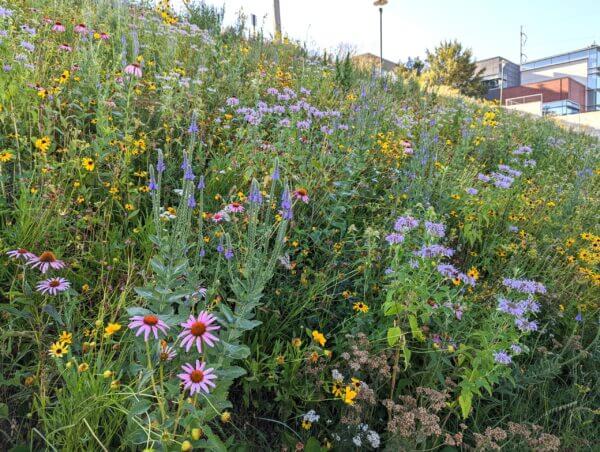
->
[520,25,527,65]
[273,0,282,43]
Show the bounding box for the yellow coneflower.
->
[343,385,358,405]
[104,323,122,336]
[275,355,285,365]
[291,337,302,348]
[59,331,73,344]
[467,267,479,281]
[331,381,343,397]
[301,420,312,430]
[35,136,51,153]
[49,341,69,358]
[311,330,326,346]
[0,150,14,162]
[78,363,89,372]
[82,157,95,171]
[220,411,231,423]
[353,301,369,313]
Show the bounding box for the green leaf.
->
[234,318,262,331]
[126,307,152,317]
[134,287,158,302]
[408,314,425,341]
[304,437,322,452]
[42,304,64,326]
[222,342,250,360]
[387,326,402,346]
[130,399,151,416]
[0,402,8,418]
[149,257,166,275]
[217,366,247,380]
[458,389,473,419]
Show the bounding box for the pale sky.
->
[173,0,600,64]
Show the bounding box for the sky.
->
[173,0,600,64]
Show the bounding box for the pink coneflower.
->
[128,314,169,341]
[177,360,217,395]
[178,312,220,353]
[27,251,66,273]
[211,211,229,223]
[58,43,72,52]
[293,188,309,203]
[159,341,177,362]
[52,21,65,32]
[225,202,244,213]
[124,63,142,78]
[99,32,110,40]
[6,248,36,260]
[74,23,87,34]
[36,277,70,295]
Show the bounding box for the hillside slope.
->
[0,1,599,450]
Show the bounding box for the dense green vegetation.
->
[0,1,598,450]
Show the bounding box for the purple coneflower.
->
[128,314,169,341]
[178,312,220,353]
[27,251,66,273]
[159,341,177,362]
[124,63,142,78]
[74,23,88,34]
[225,202,244,213]
[6,248,36,260]
[58,43,72,52]
[52,21,65,32]
[293,188,309,203]
[211,211,229,223]
[36,277,70,295]
[177,360,217,395]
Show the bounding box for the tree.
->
[396,56,425,78]
[423,40,485,97]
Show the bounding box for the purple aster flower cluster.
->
[385,232,404,245]
[502,278,546,294]
[413,244,454,259]
[394,215,420,232]
[494,350,512,364]
[512,145,532,155]
[227,90,346,135]
[425,221,445,238]
[466,187,478,195]
[437,264,475,286]
[497,164,522,178]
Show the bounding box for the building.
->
[475,56,521,100]
[352,53,398,73]
[502,77,586,115]
[519,45,600,112]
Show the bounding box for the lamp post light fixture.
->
[373,0,388,77]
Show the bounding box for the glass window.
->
[552,54,569,65]
[569,50,589,62]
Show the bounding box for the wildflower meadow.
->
[0,1,599,450]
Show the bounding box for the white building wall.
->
[521,59,588,86]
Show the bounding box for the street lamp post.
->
[373,0,388,77]
[499,60,506,106]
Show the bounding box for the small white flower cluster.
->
[302,410,320,423]
[331,369,344,382]
[353,424,381,449]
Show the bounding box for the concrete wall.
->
[521,59,588,86]
[554,110,600,135]
[506,101,542,116]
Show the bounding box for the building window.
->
[542,100,580,116]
